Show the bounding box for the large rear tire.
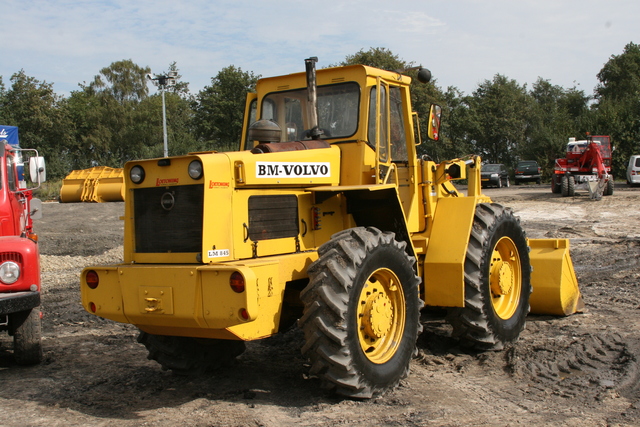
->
[138,332,246,375]
[551,176,561,194]
[447,203,531,351]
[561,175,575,197]
[12,308,42,365]
[299,227,422,398]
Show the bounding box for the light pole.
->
[148,71,178,157]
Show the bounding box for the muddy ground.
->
[1,183,639,426]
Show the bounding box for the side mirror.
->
[29,156,46,184]
[427,104,442,141]
[30,198,43,220]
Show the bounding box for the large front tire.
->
[138,332,246,375]
[447,203,531,351]
[604,177,614,196]
[12,308,42,365]
[299,227,422,398]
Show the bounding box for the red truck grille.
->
[0,252,23,264]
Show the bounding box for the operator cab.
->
[566,138,590,154]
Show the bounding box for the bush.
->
[33,180,62,201]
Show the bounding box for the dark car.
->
[514,160,541,185]
[481,163,510,188]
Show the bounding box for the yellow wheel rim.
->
[489,236,522,319]
[356,268,406,364]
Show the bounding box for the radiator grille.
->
[134,185,204,253]
[248,195,298,241]
[0,252,23,264]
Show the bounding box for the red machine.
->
[0,130,46,365]
[551,135,613,199]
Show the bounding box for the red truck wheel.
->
[13,308,43,365]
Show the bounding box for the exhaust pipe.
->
[304,57,322,140]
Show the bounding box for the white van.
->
[627,155,640,186]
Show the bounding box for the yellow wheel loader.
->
[81,57,582,398]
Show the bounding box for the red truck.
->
[551,135,613,199]
[0,126,46,365]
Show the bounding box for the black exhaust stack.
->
[304,57,323,140]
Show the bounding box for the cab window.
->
[261,82,359,141]
[389,86,407,161]
[6,151,16,191]
[368,85,407,162]
[368,85,389,162]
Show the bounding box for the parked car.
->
[626,155,640,187]
[481,163,510,188]
[514,160,542,185]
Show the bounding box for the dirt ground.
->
[1,183,639,427]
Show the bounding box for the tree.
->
[337,47,408,71]
[463,75,530,167]
[0,70,73,179]
[437,87,474,161]
[522,79,589,176]
[593,42,640,177]
[193,66,259,151]
[89,59,151,103]
[596,42,640,101]
[66,59,172,168]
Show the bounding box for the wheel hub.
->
[491,261,514,296]
[362,292,394,338]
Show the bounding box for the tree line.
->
[0,44,638,181]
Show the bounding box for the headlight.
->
[188,160,203,180]
[130,165,145,184]
[0,261,20,284]
[491,173,499,177]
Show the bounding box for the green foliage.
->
[64,60,198,168]
[596,42,640,101]
[593,42,640,177]
[463,75,530,166]
[0,71,73,179]
[193,65,259,151]
[337,47,408,71]
[89,59,150,103]
[33,179,62,202]
[522,79,589,177]
[0,44,636,183]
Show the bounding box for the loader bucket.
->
[94,176,125,202]
[59,167,124,203]
[528,238,584,316]
[59,169,92,203]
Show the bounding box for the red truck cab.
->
[0,135,46,365]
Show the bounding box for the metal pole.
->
[161,86,168,157]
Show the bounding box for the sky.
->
[2,0,639,98]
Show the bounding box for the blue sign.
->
[0,125,19,147]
